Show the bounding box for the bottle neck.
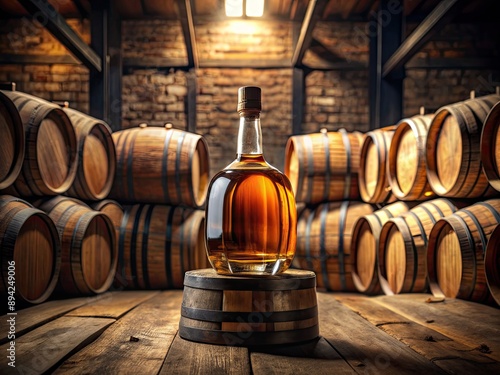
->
[237,112,263,156]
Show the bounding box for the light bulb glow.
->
[225,0,243,17]
[246,0,264,17]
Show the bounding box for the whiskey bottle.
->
[205,86,297,276]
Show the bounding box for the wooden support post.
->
[292,68,305,135]
[17,0,101,71]
[186,70,197,133]
[89,0,109,123]
[373,0,404,129]
[369,21,377,130]
[108,0,122,131]
[292,0,328,67]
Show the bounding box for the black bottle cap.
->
[237,86,261,112]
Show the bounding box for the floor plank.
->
[372,294,500,362]
[0,316,114,374]
[336,294,500,374]
[161,335,251,375]
[54,291,182,375]
[317,292,447,374]
[65,291,160,319]
[0,295,110,345]
[251,337,356,374]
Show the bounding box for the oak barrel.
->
[378,199,457,295]
[388,114,435,201]
[294,201,374,291]
[426,94,500,198]
[0,91,78,196]
[284,129,364,204]
[110,124,209,208]
[116,204,209,289]
[0,91,24,189]
[351,201,411,295]
[427,199,500,303]
[0,195,61,304]
[485,224,500,305]
[359,125,397,204]
[481,101,500,192]
[36,196,117,295]
[63,108,116,201]
[179,268,319,346]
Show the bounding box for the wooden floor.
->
[1,289,499,374]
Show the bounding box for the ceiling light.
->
[225,0,243,17]
[246,0,264,17]
[225,0,264,17]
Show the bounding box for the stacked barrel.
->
[0,88,210,306]
[285,128,374,291]
[286,92,500,305]
[0,89,116,304]
[108,123,211,289]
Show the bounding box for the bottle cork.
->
[237,86,261,112]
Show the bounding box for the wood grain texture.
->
[251,337,355,375]
[66,290,159,319]
[388,114,434,200]
[379,199,457,295]
[295,201,374,292]
[56,291,182,374]
[317,292,447,374]
[117,204,207,290]
[0,295,101,344]
[359,126,396,204]
[0,90,78,196]
[0,196,61,305]
[351,201,412,294]
[481,101,500,192]
[0,316,114,374]
[109,125,210,208]
[284,130,364,204]
[373,294,500,362]
[63,107,116,201]
[161,335,251,375]
[0,91,24,189]
[485,224,500,305]
[36,196,117,295]
[336,294,500,374]
[426,95,500,198]
[427,199,500,302]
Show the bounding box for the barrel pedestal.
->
[179,268,319,347]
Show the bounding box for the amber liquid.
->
[205,155,297,275]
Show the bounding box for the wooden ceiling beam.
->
[177,0,198,68]
[17,0,101,71]
[382,0,467,78]
[72,0,90,18]
[291,0,328,67]
[341,0,361,19]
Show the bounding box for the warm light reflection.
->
[225,0,243,17]
[226,20,259,35]
[246,0,264,17]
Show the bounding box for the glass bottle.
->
[205,86,297,276]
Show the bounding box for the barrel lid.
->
[184,268,316,290]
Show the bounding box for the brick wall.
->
[1,17,499,178]
[195,19,293,61]
[196,68,292,174]
[0,19,90,113]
